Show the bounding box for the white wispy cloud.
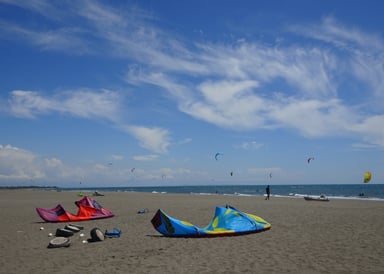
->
[121,16,384,146]
[269,98,358,137]
[289,16,384,52]
[111,154,124,161]
[183,79,266,130]
[178,138,192,145]
[288,16,384,104]
[8,89,121,121]
[0,0,61,18]
[125,126,171,154]
[350,115,384,147]
[1,2,384,148]
[132,154,159,161]
[240,141,264,150]
[0,18,93,54]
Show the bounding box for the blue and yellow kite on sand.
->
[151,205,271,237]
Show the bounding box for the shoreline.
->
[4,187,382,202]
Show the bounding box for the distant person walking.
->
[265,185,270,200]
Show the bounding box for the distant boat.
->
[304,194,329,202]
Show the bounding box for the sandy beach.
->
[1,189,384,274]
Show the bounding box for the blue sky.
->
[0,0,383,187]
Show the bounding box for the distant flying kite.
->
[363,171,372,183]
[307,157,315,164]
[215,153,223,161]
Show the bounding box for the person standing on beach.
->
[265,185,270,200]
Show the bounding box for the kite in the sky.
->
[230,171,234,176]
[215,153,223,161]
[307,157,315,164]
[363,171,372,183]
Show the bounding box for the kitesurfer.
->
[265,185,270,200]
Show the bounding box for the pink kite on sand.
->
[36,196,114,223]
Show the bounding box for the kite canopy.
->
[36,196,114,223]
[215,152,223,161]
[151,205,271,237]
[307,157,315,164]
[363,171,372,183]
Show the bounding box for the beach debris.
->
[105,228,122,238]
[39,227,44,230]
[92,191,104,196]
[79,233,85,237]
[48,233,53,237]
[65,225,81,232]
[137,208,149,214]
[55,228,74,237]
[90,228,104,242]
[82,240,88,244]
[68,223,84,230]
[47,237,71,248]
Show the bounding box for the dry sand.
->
[1,189,384,274]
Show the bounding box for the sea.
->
[61,184,384,201]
